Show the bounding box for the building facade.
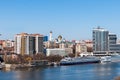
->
[93,27,109,54]
[93,27,120,54]
[15,33,44,55]
[46,48,66,56]
[109,34,120,53]
[43,36,48,42]
[75,43,87,53]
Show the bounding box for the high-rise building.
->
[93,27,109,54]
[109,34,117,45]
[15,33,43,55]
[109,34,120,53]
[93,27,120,54]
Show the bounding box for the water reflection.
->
[0,63,120,80]
[14,67,46,80]
[94,62,120,80]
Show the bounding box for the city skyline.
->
[1,0,120,40]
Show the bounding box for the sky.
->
[0,0,120,40]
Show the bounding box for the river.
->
[0,62,120,80]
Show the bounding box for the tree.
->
[47,55,62,62]
[17,54,32,64]
[68,53,75,58]
[32,53,46,60]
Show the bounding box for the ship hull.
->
[60,61,100,65]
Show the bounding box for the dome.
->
[58,35,62,39]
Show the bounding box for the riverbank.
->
[3,62,60,69]
[0,62,120,80]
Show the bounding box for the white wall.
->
[46,48,66,56]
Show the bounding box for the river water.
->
[0,62,120,80]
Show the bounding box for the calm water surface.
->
[0,62,120,80]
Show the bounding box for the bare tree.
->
[68,53,75,58]
[47,55,62,62]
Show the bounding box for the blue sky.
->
[0,0,120,40]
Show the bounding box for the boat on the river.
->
[60,56,100,65]
[100,54,120,63]
[100,56,111,63]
